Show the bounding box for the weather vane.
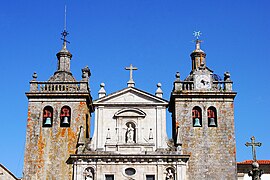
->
[61,5,70,46]
[193,31,202,40]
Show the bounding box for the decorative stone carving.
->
[224,71,231,81]
[166,168,174,180]
[32,72,38,80]
[82,66,91,79]
[126,123,135,143]
[149,128,153,141]
[84,167,94,180]
[106,128,111,140]
[248,162,263,180]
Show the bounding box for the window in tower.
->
[43,106,53,127]
[60,106,71,127]
[208,106,217,127]
[192,106,202,127]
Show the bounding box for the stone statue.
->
[126,124,134,143]
[84,168,94,180]
[166,169,174,180]
[82,66,91,79]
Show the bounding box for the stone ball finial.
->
[100,83,105,88]
[252,162,259,168]
[224,71,231,81]
[175,72,181,82]
[155,82,163,98]
[32,72,37,80]
[98,82,106,98]
[176,72,180,78]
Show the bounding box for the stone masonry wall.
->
[175,96,237,180]
[23,99,91,180]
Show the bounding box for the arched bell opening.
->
[60,106,71,127]
[192,106,202,127]
[208,106,217,127]
[42,106,53,127]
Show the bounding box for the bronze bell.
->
[194,118,201,127]
[44,117,52,125]
[62,116,69,124]
[209,118,216,126]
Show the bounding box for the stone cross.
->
[245,136,262,162]
[125,64,138,87]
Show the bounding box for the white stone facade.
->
[91,87,168,152]
[68,86,189,180]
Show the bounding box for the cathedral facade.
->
[23,32,237,180]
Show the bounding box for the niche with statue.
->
[125,122,136,143]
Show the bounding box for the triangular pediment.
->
[94,87,168,105]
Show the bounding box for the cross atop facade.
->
[125,64,138,87]
[245,136,262,162]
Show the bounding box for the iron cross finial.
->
[245,136,262,162]
[193,31,202,40]
[125,64,138,87]
[61,5,70,48]
[192,31,203,50]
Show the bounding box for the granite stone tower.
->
[169,36,237,179]
[23,32,93,180]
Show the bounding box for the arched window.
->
[60,106,71,127]
[208,106,217,127]
[43,106,53,127]
[192,106,202,127]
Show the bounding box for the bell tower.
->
[23,29,93,179]
[169,33,237,179]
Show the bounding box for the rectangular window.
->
[105,174,114,180]
[146,175,155,180]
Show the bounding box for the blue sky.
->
[0,0,269,178]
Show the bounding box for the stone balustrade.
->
[174,81,233,92]
[182,81,195,91]
[29,81,89,93]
